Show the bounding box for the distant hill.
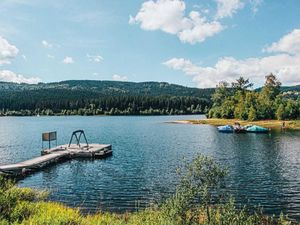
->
[255,85,300,92]
[0,80,214,98]
[0,80,214,116]
[1,80,298,116]
[280,85,300,92]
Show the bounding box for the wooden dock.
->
[0,143,112,177]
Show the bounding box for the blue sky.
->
[0,0,299,88]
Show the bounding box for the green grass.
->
[176,119,300,130]
[0,199,292,225]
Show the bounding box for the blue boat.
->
[217,125,234,133]
[246,125,270,133]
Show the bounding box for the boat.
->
[233,122,247,133]
[233,126,247,133]
[217,125,234,133]
[246,125,270,133]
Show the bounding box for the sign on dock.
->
[42,131,57,141]
[42,131,57,149]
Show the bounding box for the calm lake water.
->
[0,115,299,220]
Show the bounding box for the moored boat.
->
[233,122,247,133]
[217,125,234,133]
[246,125,270,133]
[233,126,247,133]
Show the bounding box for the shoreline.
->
[172,118,300,130]
[0,113,205,118]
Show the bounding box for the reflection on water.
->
[0,115,299,220]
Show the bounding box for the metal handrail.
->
[68,130,89,148]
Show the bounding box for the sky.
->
[0,0,299,88]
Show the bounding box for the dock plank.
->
[0,143,112,176]
[0,151,69,172]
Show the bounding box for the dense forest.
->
[208,74,300,121]
[0,79,299,117]
[0,80,213,116]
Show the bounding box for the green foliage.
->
[231,76,253,92]
[208,75,300,121]
[276,104,285,120]
[0,80,213,116]
[0,177,48,224]
[211,81,231,107]
[161,154,227,224]
[248,106,257,121]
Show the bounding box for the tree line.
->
[0,94,210,116]
[208,74,300,121]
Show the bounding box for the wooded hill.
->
[0,80,298,116]
[0,80,214,116]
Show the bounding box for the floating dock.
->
[0,130,112,177]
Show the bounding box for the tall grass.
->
[0,154,293,225]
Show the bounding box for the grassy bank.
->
[0,200,292,225]
[0,183,291,225]
[175,119,300,130]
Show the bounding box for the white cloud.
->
[178,11,223,44]
[215,0,244,19]
[164,54,300,88]
[129,0,189,34]
[0,36,19,65]
[41,40,53,48]
[87,54,103,63]
[62,56,74,64]
[112,74,128,81]
[264,29,300,55]
[0,70,41,84]
[21,54,27,61]
[163,29,300,88]
[129,0,223,44]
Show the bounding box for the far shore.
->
[171,118,300,130]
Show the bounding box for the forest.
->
[208,74,300,121]
[0,78,299,117]
[0,80,212,116]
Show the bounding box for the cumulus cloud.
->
[0,70,41,84]
[112,74,128,81]
[130,0,263,44]
[129,0,223,44]
[178,12,223,44]
[87,54,103,63]
[215,0,244,19]
[163,29,300,88]
[0,36,19,65]
[41,40,53,48]
[62,56,74,64]
[264,29,300,55]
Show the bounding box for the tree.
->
[248,106,258,121]
[211,81,230,107]
[276,104,285,120]
[208,75,299,121]
[285,99,298,119]
[162,154,227,224]
[231,76,253,92]
[262,73,281,100]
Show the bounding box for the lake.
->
[0,115,299,220]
